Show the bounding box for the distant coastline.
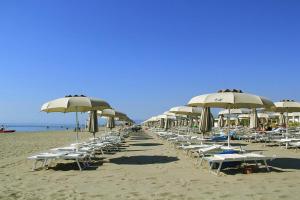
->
[0,123,76,132]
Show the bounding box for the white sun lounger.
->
[203,153,272,175]
[196,145,223,165]
[28,152,67,171]
[288,141,300,151]
[28,151,90,171]
[273,138,300,149]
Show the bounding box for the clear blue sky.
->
[0,0,299,124]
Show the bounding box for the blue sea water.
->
[0,123,76,132]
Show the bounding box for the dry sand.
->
[1,129,300,200]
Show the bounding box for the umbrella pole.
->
[286,111,289,140]
[228,108,231,147]
[187,117,190,134]
[76,111,79,143]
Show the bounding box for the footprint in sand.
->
[160,192,173,197]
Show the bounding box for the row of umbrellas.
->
[41,95,134,142]
[143,89,300,147]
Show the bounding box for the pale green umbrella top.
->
[188,89,274,109]
[97,108,116,117]
[273,100,300,113]
[41,95,111,113]
[169,106,202,116]
[156,114,176,120]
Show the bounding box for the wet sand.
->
[1,129,300,200]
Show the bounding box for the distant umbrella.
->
[250,108,259,129]
[225,117,230,127]
[106,117,115,130]
[235,117,240,126]
[279,113,286,126]
[274,100,300,139]
[160,118,165,129]
[199,107,213,134]
[164,118,170,130]
[218,114,225,128]
[88,110,99,138]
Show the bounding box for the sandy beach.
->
[1,129,300,200]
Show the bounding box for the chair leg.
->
[32,160,38,171]
[76,159,82,171]
[264,160,270,171]
[217,162,223,175]
[42,159,48,168]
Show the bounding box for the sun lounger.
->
[203,153,273,175]
[273,138,300,149]
[288,141,300,151]
[28,152,67,171]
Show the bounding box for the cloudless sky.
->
[0,0,300,124]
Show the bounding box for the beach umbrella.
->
[106,117,115,130]
[115,111,129,121]
[164,118,170,130]
[273,100,300,138]
[170,106,202,130]
[88,110,98,138]
[199,107,213,134]
[188,89,274,146]
[235,117,240,126]
[250,109,259,129]
[98,108,116,117]
[41,95,111,142]
[279,113,286,126]
[169,106,202,116]
[218,114,225,128]
[159,118,165,129]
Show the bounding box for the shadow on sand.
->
[130,137,153,141]
[270,158,300,170]
[109,155,179,165]
[49,160,103,171]
[217,158,300,175]
[131,143,163,147]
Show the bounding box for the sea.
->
[0,123,77,132]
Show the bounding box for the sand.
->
[1,129,300,200]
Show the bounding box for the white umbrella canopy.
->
[169,106,202,116]
[188,89,274,109]
[188,89,274,147]
[156,114,176,120]
[163,111,177,117]
[169,106,201,130]
[97,108,115,117]
[41,95,111,113]
[273,100,300,113]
